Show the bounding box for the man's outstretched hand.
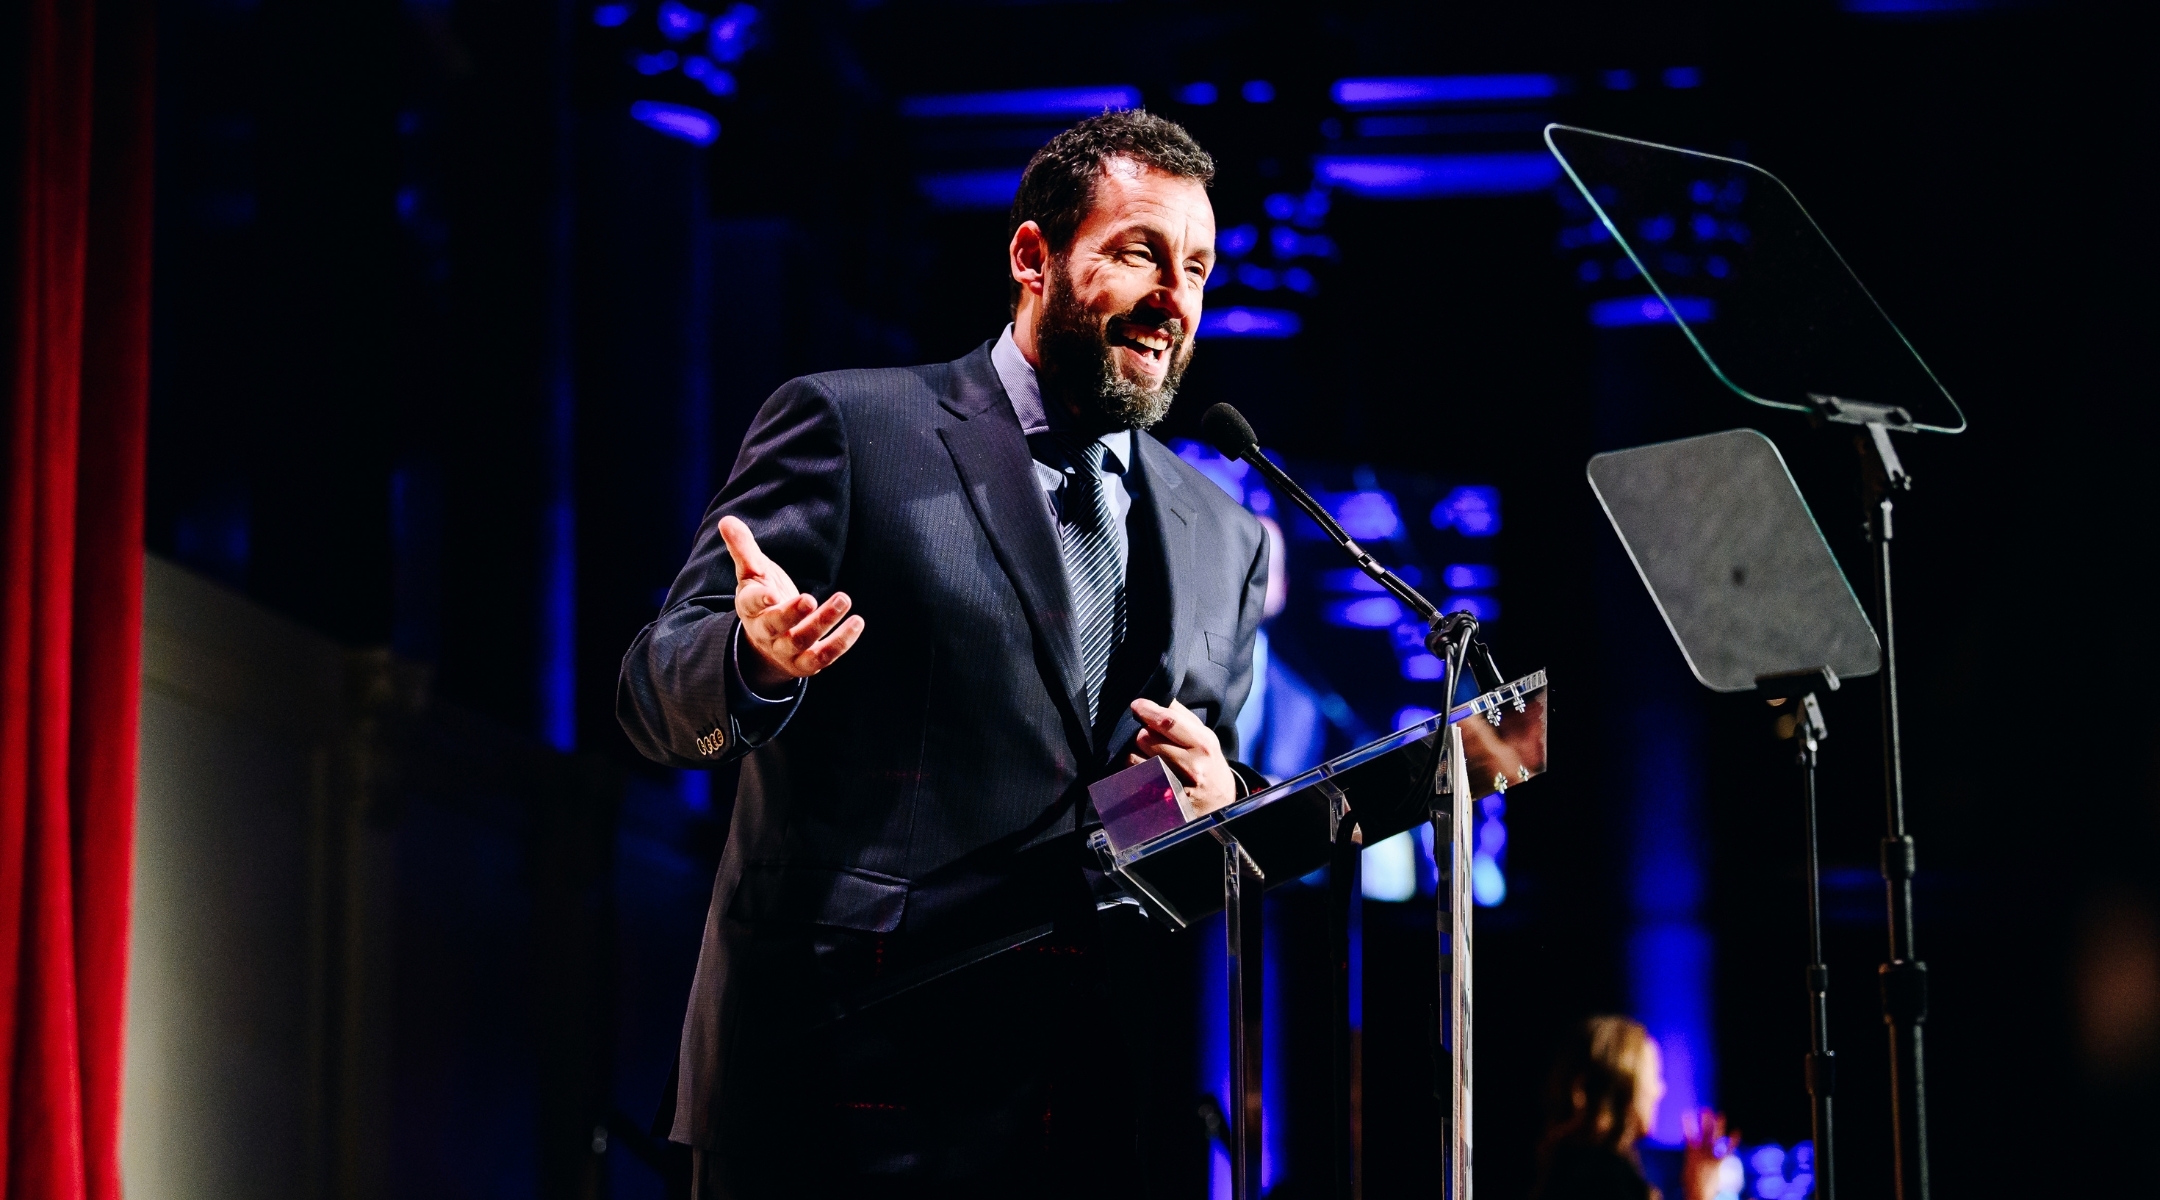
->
[719,515,865,692]
[1127,697,1237,816]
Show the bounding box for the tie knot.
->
[1054,433,1109,475]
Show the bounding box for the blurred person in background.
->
[1531,1015,1739,1200]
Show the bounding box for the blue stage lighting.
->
[915,168,1024,210]
[707,3,757,62]
[592,2,632,27]
[1198,307,1302,338]
[658,0,705,40]
[630,101,718,145]
[1588,294,1715,328]
[1402,654,1444,680]
[1236,263,1279,291]
[1662,66,1703,89]
[1432,486,1500,536]
[1442,563,1497,589]
[1326,597,1403,629]
[1283,267,1315,294]
[1472,854,1506,906]
[900,86,1141,119]
[1362,830,1418,902]
[682,56,736,96]
[1218,224,1258,257]
[1441,594,1498,621]
[1241,80,1276,103]
[1314,153,1560,198]
[1332,491,1400,539]
[1601,69,1637,90]
[1176,82,1219,106]
[1844,0,1996,9]
[633,50,679,75]
[1331,74,1560,109]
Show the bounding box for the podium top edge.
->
[1111,669,1547,866]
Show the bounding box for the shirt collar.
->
[993,324,1131,473]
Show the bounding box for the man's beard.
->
[1035,262,1194,433]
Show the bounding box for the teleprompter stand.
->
[1807,395,1931,1200]
[1089,671,1549,1200]
[1590,428,1886,1200]
[1549,125,1966,1200]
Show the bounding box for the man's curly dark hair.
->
[1007,109,1215,312]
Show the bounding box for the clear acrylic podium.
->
[1091,671,1550,1200]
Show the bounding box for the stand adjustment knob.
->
[1805,1051,1838,1097]
[1880,958,1929,1024]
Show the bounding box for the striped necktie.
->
[1051,434,1127,729]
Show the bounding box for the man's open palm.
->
[720,515,865,691]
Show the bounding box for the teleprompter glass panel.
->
[1545,124,1965,434]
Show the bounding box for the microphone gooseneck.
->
[1199,402,1494,673]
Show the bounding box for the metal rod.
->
[1432,718,1472,1200]
[1227,838,1265,1200]
[1862,442,1929,1200]
[1798,708,1837,1200]
[1449,722,1473,1200]
[1329,820,1362,1200]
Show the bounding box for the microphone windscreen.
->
[1201,403,1259,460]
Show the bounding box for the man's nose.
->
[1150,272,1201,333]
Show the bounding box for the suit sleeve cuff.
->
[727,623,806,746]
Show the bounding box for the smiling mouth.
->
[1108,318,1176,364]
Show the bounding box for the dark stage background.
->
[137,1,2157,1197]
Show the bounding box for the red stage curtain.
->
[1,0,154,1196]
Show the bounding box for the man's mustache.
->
[1108,312,1184,336]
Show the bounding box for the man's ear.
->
[1009,221,1049,299]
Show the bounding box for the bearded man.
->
[618,110,1269,1198]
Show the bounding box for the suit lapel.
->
[936,345,1093,753]
[1102,433,1200,756]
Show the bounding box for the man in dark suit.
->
[618,109,1268,1198]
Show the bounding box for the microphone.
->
[1200,403,1496,677]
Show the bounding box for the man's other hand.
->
[1127,698,1236,816]
[719,515,866,692]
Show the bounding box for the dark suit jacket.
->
[617,340,1269,1148]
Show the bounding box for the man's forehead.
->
[1086,159,1214,230]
